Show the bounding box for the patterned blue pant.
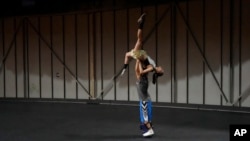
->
[139,100,152,123]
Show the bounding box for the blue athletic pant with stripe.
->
[136,75,152,123]
[139,100,152,123]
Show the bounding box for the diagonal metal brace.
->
[174,2,230,104]
[0,19,24,72]
[25,18,91,98]
[143,6,171,44]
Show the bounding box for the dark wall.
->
[0,0,178,17]
[1,0,250,108]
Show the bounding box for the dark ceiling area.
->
[0,0,179,17]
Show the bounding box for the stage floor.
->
[0,101,249,141]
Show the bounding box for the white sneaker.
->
[142,128,154,137]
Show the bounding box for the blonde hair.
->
[130,49,147,60]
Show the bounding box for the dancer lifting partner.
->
[135,57,155,137]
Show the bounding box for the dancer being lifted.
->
[121,13,164,84]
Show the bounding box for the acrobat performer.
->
[121,13,164,84]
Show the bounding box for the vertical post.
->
[171,2,177,103]
[75,14,79,99]
[202,0,206,105]
[155,4,159,102]
[229,0,234,104]
[50,16,54,99]
[62,15,66,99]
[2,19,6,98]
[23,18,28,98]
[38,16,42,99]
[186,0,190,104]
[26,18,30,98]
[89,13,96,98]
[220,0,224,105]
[238,0,242,106]
[100,12,104,100]
[14,18,18,98]
[126,8,130,101]
[113,1,117,100]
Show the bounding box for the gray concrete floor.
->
[0,101,250,141]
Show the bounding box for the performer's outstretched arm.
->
[139,63,153,76]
